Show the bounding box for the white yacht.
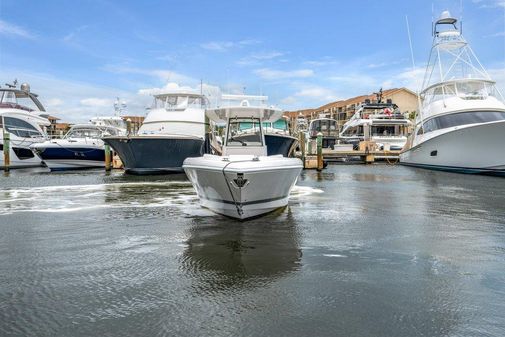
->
[31,118,126,171]
[0,82,50,169]
[339,95,412,150]
[400,11,505,175]
[183,96,303,220]
[103,90,209,174]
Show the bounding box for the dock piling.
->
[299,132,306,169]
[104,144,112,171]
[316,132,323,171]
[3,128,10,172]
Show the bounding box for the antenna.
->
[405,15,423,126]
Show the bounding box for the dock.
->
[298,136,401,169]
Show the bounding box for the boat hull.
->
[30,143,105,171]
[0,147,42,169]
[264,134,297,157]
[400,120,505,175]
[104,136,204,175]
[183,155,303,219]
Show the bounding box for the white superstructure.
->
[400,11,505,175]
[0,82,50,169]
[339,98,412,150]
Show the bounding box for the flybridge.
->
[423,10,492,90]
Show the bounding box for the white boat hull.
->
[400,120,505,175]
[0,149,42,168]
[183,155,303,219]
[42,159,104,170]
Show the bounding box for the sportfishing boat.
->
[400,11,505,175]
[103,90,208,174]
[0,82,51,169]
[218,95,297,157]
[339,94,412,150]
[183,96,303,220]
[31,118,126,171]
[307,117,339,148]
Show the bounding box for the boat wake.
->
[0,181,197,215]
[0,182,322,216]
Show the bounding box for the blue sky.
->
[1,0,504,122]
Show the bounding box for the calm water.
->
[1,165,504,337]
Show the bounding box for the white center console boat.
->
[183,97,303,220]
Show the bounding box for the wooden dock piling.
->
[104,144,112,171]
[3,128,10,172]
[299,132,306,169]
[316,132,323,171]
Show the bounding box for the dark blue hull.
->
[103,136,204,175]
[36,147,105,161]
[235,133,298,157]
[264,134,298,157]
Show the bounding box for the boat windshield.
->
[152,95,205,110]
[422,80,502,108]
[226,117,263,146]
[421,110,505,134]
[0,90,42,112]
[261,119,288,131]
[65,126,119,139]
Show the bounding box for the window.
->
[66,128,101,139]
[3,117,42,138]
[422,111,505,134]
[226,118,263,146]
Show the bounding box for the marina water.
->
[1,165,505,336]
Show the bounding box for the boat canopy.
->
[0,88,46,112]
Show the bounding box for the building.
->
[121,115,145,134]
[284,87,418,131]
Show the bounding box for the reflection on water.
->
[180,209,302,291]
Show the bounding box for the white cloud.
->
[103,65,195,84]
[45,98,64,107]
[280,96,298,105]
[62,25,88,43]
[237,51,284,66]
[200,39,261,52]
[472,0,505,8]
[1,70,150,123]
[0,20,34,39]
[254,68,314,80]
[80,98,113,107]
[486,31,505,38]
[294,86,338,100]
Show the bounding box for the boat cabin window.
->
[262,119,288,131]
[371,125,398,136]
[226,117,263,147]
[422,110,505,133]
[2,117,42,138]
[152,95,204,110]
